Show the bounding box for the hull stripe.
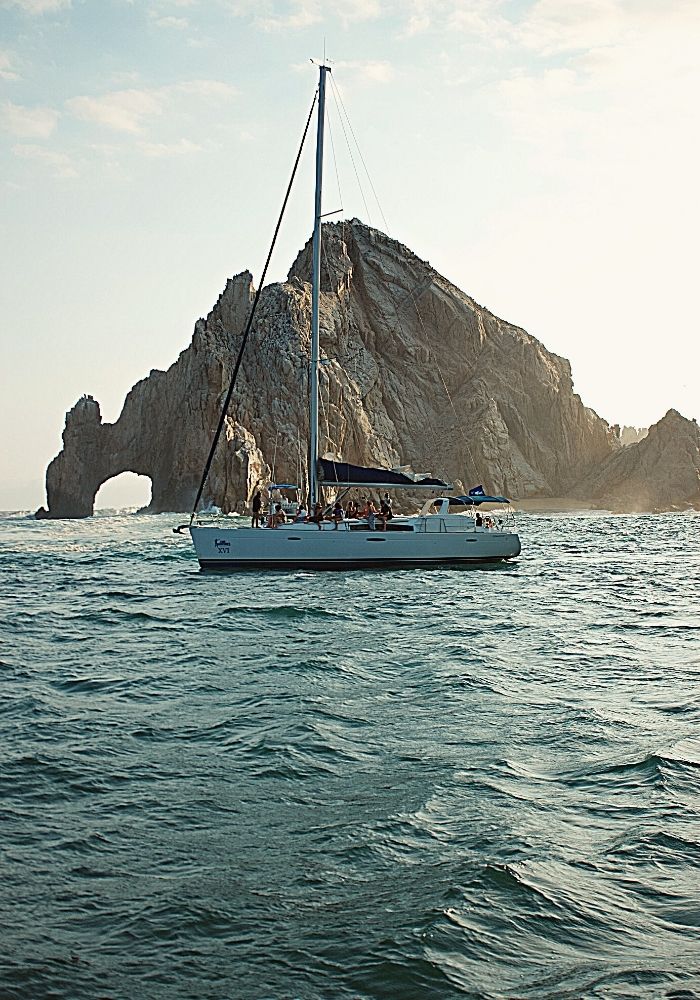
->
[198,556,513,570]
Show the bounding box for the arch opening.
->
[95,472,153,512]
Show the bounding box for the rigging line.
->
[327,76,372,225]
[318,365,330,457]
[320,128,350,302]
[401,281,482,484]
[271,431,279,484]
[329,86,475,480]
[329,79,480,486]
[296,431,305,499]
[435,357,479,477]
[408,277,483,481]
[189,89,318,523]
[326,95,344,218]
[330,75,387,233]
[329,77,477,480]
[319,99,350,341]
[332,78,480,482]
[327,80,471,479]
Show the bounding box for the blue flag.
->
[468,484,486,496]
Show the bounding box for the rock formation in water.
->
[36,220,697,517]
[573,409,700,512]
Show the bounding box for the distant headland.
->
[36,220,700,519]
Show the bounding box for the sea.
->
[1,509,699,1000]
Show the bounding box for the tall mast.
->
[308,63,329,509]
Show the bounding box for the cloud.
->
[397,0,617,54]
[66,80,236,133]
[341,0,380,20]
[0,0,70,13]
[12,143,77,177]
[153,15,188,29]
[0,99,58,138]
[331,59,394,84]
[432,0,700,63]
[173,79,237,99]
[257,0,381,31]
[490,4,700,153]
[448,0,514,46]
[138,137,203,156]
[258,0,319,30]
[224,0,264,15]
[108,70,145,88]
[0,50,20,80]
[517,0,624,55]
[66,89,164,133]
[402,13,430,37]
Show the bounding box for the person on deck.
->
[332,501,344,529]
[272,504,287,528]
[251,490,263,528]
[366,501,377,531]
[379,493,393,530]
[309,502,324,529]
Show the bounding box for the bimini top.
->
[269,483,298,490]
[319,458,449,490]
[447,494,511,506]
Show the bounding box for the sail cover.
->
[319,459,449,489]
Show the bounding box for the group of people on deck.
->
[250,490,394,530]
[325,495,393,530]
[475,512,496,529]
[251,488,500,531]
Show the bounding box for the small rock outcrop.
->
[618,425,648,447]
[37,220,696,517]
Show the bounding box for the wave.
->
[218,604,343,620]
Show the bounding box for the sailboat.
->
[187,65,521,569]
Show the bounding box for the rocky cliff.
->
[37,220,697,517]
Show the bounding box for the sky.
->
[1,0,698,510]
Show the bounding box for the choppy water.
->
[1,509,699,1000]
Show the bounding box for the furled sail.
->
[319,458,449,489]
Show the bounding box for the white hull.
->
[190,518,520,570]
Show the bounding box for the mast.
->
[308,63,329,509]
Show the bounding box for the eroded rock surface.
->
[38,220,696,517]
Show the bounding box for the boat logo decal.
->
[214,538,231,553]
